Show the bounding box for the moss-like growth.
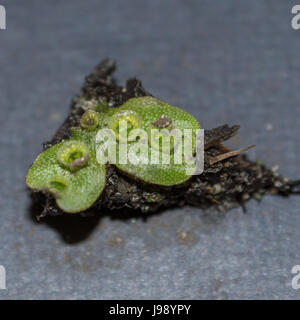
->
[56,140,90,170]
[108,110,142,142]
[26,140,106,213]
[80,110,99,131]
[26,96,201,213]
[112,97,201,186]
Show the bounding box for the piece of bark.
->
[31,59,299,218]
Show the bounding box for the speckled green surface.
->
[26,96,201,212]
[26,141,106,213]
[112,97,201,186]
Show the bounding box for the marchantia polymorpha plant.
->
[26,59,300,218]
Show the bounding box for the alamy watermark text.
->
[0,5,6,30]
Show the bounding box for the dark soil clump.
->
[30,59,300,219]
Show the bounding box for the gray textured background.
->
[0,0,299,299]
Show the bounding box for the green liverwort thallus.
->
[26,97,201,213]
